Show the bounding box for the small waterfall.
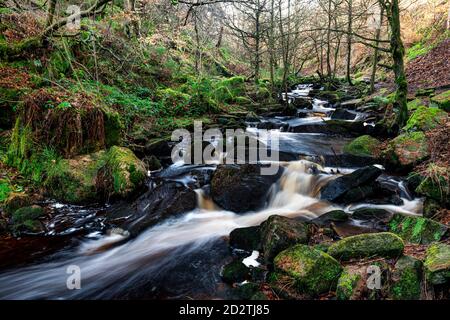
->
[195,189,218,211]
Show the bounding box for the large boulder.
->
[412,164,449,206]
[260,215,310,263]
[424,243,450,286]
[343,135,381,158]
[211,164,282,213]
[327,232,404,261]
[96,146,147,199]
[106,182,197,236]
[388,214,448,244]
[320,166,383,203]
[403,106,447,132]
[390,256,422,300]
[331,108,357,120]
[271,244,342,296]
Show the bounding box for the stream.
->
[0,84,423,300]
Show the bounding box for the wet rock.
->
[143,155,162,171]
[3,192,31,215]
[271,244,342,296]
[211,164,282,213]
[390,256,422,300]
[233,283,268,300]
[292,98,313,109]
[327,232,404,261]
[11,205,45,234]
[143,137,172,159]
[107,182,197,236]
[424,243,450,285]
[351,208,393,230]
[260,215,310,263]
[388,214,448,244]
[343,135,381,158]
[229,226,261,251]
[289,120,368,137]
[221,259,251,284]
[320,165,383,203]
[331,108,357,120]
[339,98,363,109]
[330,222,379,238]
[312,210,349,227]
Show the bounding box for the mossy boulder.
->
[3,192,31,215]
[390,256,422,300]
[96,146,147,199]
[272,244,342,296]
[221,259,251,284]
[403,106,447,132]
[343,135,381,158]
[11,205,45,233]
[383,132,429,168]
[327,232,404,261]
[229,226,261,251]
[430,90,450,111]
[424,243,450,285]
[260,215,310,263]
[336,266,364,300]
[412,165,449,206]
[45,152,103,204]
[388,214,448,244]
[233,283,268,300]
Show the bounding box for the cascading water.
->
[0,160,422,299]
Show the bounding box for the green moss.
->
[389,214,448,244]
[414,164,449,205]
[6,118,33,169]
[336,267,362,300]
[103,110,123,147]
[424,243,450,285]
[343,135,381,157]
[327,232,404,261]
[430,89,450,111]
[384,131,429,167]
[3,192,31,215]
[407,99,424,111]
[12,205,44,223]
[0,180,12,203]
[273,244,342,296]
[391,256,422,300]
[403,106,447,132]
[221,259,251,284]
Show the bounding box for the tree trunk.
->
[345,0,353,85]
[385,0,408,127]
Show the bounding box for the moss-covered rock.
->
[343,135,381,158]
[390,256,422,300]
[3,192,31,215]
[415,88,434,97]
[45,152,103,204]
[272,244,342,296]
[327,232,404,261]
[336,266,364,300]
[430,89,450,111]
[221,259,251,284]
[403,106,447,132]
[423,198,442,219]
[413,164,449,206]
[424,243,450,285]
[388,214,448,244]
[95,146,147,199]
[407,99,424,111]
[260,215,310,263]
[233,283,267,300]
[11,205,45,233]
[383,131,429,168]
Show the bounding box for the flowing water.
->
[0,84,423,300]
